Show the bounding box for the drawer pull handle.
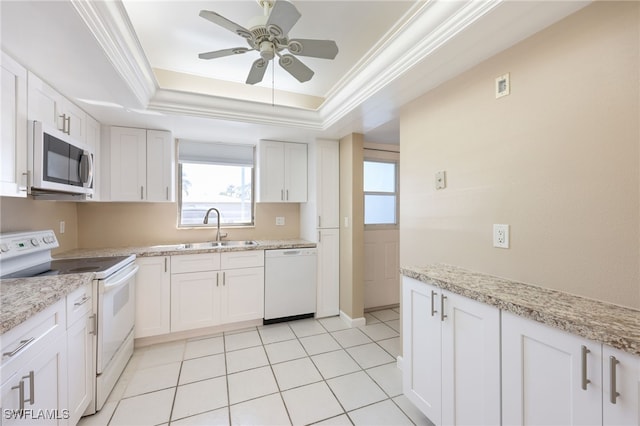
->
[430,290,437,317]
[610,355,620,404]
[89,314,97,336]
[74,295,90,306]
[440,294,447,321]
[11,380,25,413]
[22,371,34,405]
[3,337,35,358]
[581,345,591,390]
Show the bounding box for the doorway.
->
[363,145,400,310]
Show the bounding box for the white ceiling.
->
[0,1,591,145]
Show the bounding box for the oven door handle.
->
[102,265,139,293]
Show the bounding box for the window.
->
[364,159,398,225]
[178,141,254,227]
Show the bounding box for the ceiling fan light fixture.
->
[259,41,275,61]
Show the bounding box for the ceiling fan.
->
[198,0,339,85]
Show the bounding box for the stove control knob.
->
[44,236,54,244]
[30,238,40,247]
[0,244,9,253]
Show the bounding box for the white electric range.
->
[0,230,138,415]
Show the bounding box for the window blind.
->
[178,140,254,167]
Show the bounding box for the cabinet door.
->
[67,314,92,426]
[502,312,602,425]
[284,142,307,202]
[1,52,28,197]
[603,345,640,425]
[27,71,62,129]
[316,229,339,318]
[441,291,501,425]
[257,140,285,202]
[109,127,147,201]
[146,130,174,202]
[60,99,86,143]
[221,267,264,323]
[135,257,171,338]
[402,277,442,424]
[171,271,219,332]
[317,140,339,228]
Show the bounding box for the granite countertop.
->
[401,264,640,356]
[1,239,315,335]
[0,273,94,334]
[55,239,316,259]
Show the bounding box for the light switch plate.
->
[496,73,510,98]
[435,171,446,190]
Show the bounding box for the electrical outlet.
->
[275,217,285,226]
[435,171,446,190]
[493,224,509,249]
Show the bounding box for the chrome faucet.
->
[203,207,223,242]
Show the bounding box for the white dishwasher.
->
[264,248,317,324]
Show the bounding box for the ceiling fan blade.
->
[246,58,269,85]
[198,47,251,60]
[279,54,313,83]
[287,39,338,59]
[199,10,253,40]
[266,0,301,37]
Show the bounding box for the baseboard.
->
[339,310,366,328]
[396,355,403,371]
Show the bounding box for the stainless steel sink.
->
[217,240,258,247]
[151,241,258,251]
[180,241,220,249]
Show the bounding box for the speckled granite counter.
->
[1,240,315,335]
[55,239,316,259]
[0,273,94,334]
[401,264,640,356]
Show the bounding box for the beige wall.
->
[400,2,640,308]
[76,202,300,248]
[0,196,300,251]
[0,197,79,254]
[339,133,365,319]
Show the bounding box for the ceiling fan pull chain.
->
[272,58,275,106]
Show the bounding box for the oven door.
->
[96,262,138,374]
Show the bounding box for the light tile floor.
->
[79,308,434,426]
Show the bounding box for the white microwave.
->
[29,120,94,197]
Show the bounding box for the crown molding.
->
[70,0,157,107]
[69,0,500,130]
[150,89,324,130]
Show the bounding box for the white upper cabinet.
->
[257,140,307,202]
[1,52,28,197]
[27,71,87,143]
[316,140,339,228]
[102,126,174,202]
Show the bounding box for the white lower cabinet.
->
[402,276,500,425]
[135,256,171,338]
[503,311,640,426]
[170,251,264,333]
[316,228,339,318]
[0,300,68,425]
[603,345,640,425]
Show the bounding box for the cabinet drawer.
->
[0,299,65,382]
[221,250,264,269]
[171,253,221,274]
[66,284,93,327]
